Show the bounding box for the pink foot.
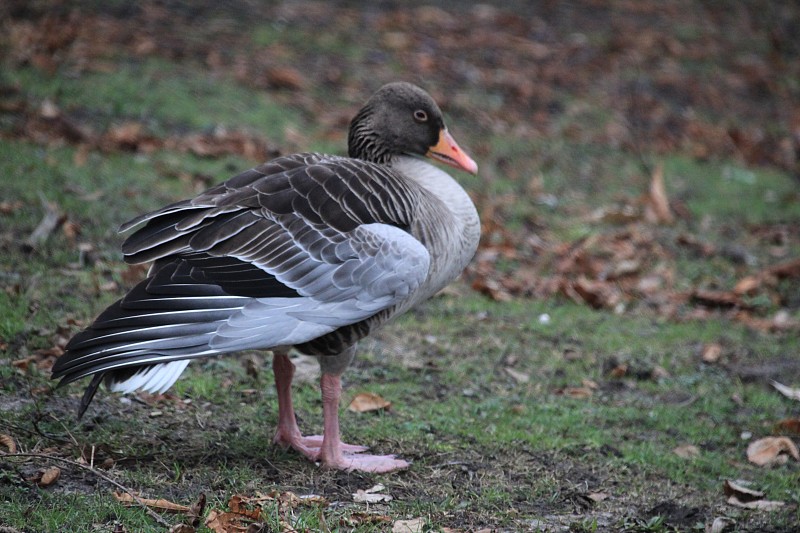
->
[273,429,369,460]
[325,452,410,473]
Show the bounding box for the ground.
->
[1,1,799,532]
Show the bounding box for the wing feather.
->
[54,152,433,397]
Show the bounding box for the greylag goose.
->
[52,82,480,473]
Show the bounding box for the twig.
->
[24,195,63,249]
[0,452,171,528]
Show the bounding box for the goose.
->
[51,82,480,473]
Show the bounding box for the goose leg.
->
[272,350,409,472]
[271,351,367,459]
[316,371,410,473]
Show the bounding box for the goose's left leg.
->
[315,369,410,473]
[272,347,409,472]
[272,349,368,458]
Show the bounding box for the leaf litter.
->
[746,437,800,467]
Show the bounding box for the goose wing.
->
[52,153,431,382]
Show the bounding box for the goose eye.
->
[413,110,428,123]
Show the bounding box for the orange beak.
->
[426,129,478,175]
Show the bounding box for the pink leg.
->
[316,373,410,473]
[272,352,368,459]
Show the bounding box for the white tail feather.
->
[108,360,191,394]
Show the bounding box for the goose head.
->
[348,82,478,175]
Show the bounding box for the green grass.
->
[4,59,300,137]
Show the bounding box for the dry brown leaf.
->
[746,437,800,466]
[558,386,594,399]
[644,164,674,224]
[264,66,306,91]
[727,496,785,511]
[581,378,600,389]
[342,512,392,527]
[609,363,628,378]
[774,419,800,435]
[113,491,191,513]
[771,380,800,401]
[566,277,622,309]
[471,276,513,302]
[186,493,206,528]
[723,480,763,500]
[733,275,761,295]
[392,518,425,533]
[0,434,17,453]
[205,509,254,533]
[228,495,261,520]
[673,444,701,459]
[767,257,800,279]
[651,366,670,380]
[348,392,391,413]
[0,200,24,215]
[586,492,609,502]
[38,466,61,487]
[691,289,745,309]
[701,343,723,363]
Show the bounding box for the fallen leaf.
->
[169,525,195,533]
[38,466,60,487]
[340,511,392,526]
[609,363,628,378]
[691,289,745,309]
[586,492,609,502]
[746,436,799,466]
[228,494,261,520]
[733,275,761,295]
[392,518,425,533]
[723,479,763,500]
[0,200,24,214]
[186,493,206,528]
[113,491,191,513]
[341,512,392,526]
[771,380,800,401]
[708,517,736,533]
[566,277,622,309]
[767,257,800,279]
[348,392,391,413]
[672,444,701,459]
[0,434,17,453]
[504,367,530,383]
[264,66,306,91]
[558,386,594,399]
[651,365,670,379]
[205,509,254,533]
[581,378,600,389]
[643,164,674,224]
[701,343,722,363]
[727,496,785,511]
[774,419,800,435]
[353,484,393,503]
